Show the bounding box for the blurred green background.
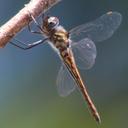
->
[0,0,128,128]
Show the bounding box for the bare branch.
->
[0,0,61,48]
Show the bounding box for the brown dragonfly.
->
[10,11,122,123]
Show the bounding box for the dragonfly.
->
[10,11,122,123]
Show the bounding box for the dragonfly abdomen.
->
[60,50,101,123]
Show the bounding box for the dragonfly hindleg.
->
[10,38,48,50]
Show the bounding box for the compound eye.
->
[48,17,59,29]
[48,21,56,28]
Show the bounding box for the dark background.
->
[0,0,127,127]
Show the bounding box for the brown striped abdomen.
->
[60,49,101,123]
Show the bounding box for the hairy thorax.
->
[50,26,70,51]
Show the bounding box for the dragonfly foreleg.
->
[28,12,43,32]
[28,23,42,34]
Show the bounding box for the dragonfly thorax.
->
[51,25,70,51]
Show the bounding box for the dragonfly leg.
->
[41,12,50,21]
[41,13,45,21]
[28,12,43,32]
[27,23,42,34]
[10,38,48,50]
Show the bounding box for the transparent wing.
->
[70,11,122,42]
[56,64,77,97]
[71,38,96,69]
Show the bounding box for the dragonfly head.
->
[43,16,59,33]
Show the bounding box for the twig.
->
[0,0,61,48]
